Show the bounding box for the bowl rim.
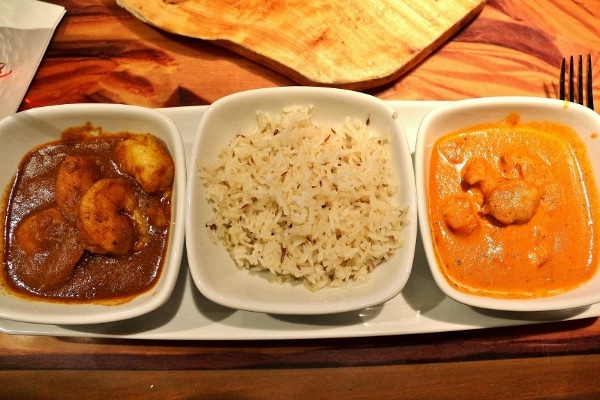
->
[0,103,187,324]
[185,86,418,314]
[415,96,600,312]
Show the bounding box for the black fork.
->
[559,54,594,110]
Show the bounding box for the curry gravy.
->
[2,132,171,303]
[429,114,600,298]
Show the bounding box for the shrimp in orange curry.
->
[428,114,600,299]
[2,125,175,302]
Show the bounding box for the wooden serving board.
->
[116,0,486,90]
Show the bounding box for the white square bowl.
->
[186,87,417,314]
[415,96,600,312]
[0,103,186,324]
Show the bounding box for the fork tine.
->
[569,55,575,103]
[578,54,584,105]
[587,54,595,110]
[559,57,566,101]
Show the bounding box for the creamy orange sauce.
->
[428,113,600,298]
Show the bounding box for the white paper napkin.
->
[0,0,65,120]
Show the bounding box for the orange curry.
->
[428,113,600,298]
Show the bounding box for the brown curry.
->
[428,113,600,298]
[2,125,174,303]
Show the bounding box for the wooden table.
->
[3,0,600,398]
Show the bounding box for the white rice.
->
[200,106,409,290]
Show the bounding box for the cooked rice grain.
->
[200,106,409,290]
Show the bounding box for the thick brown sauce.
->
[2,134,171,303]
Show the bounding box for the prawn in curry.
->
[2,124,175,303]
[428,113,600,298]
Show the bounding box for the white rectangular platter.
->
[1,101,598,340]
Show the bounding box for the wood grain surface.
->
[20,0,600,110]
[3,354,600,399]
[4,0,600,398]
